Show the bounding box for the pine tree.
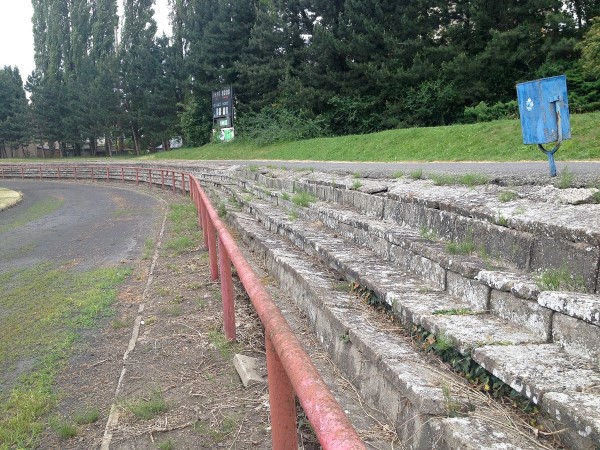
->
[0,67,29,158]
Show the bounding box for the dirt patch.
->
[39,196,277,449]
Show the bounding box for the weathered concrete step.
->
[216,167,600,293]
[205,184,600,448]
[229,212,549,449]
[237,196,546,350]
[473,344,600,445]
[216,177,600,366]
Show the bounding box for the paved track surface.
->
[0,180,163,273]
[201,159,600,181]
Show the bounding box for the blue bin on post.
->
[516,75,571,177]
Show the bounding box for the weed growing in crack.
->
[499,190,518,202]
[432,308,476,316]
[409,169,424,180]
[351,180,363,190]
[558,167,574,189]
[419,227,439,241]
[292,191,317,207]
[536,266,587,292]
[446,238,475,255]
[496,213,508,226]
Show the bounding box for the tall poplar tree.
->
[119,0,158,154]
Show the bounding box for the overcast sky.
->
[0,0,171,83]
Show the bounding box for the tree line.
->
[1,0,599,157]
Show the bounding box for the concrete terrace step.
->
[228,212,547,449]
[210,171,600,365]
[197,168,600,447]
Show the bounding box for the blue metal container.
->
[516,75,570,145]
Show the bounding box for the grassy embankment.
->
[145,111,600,162]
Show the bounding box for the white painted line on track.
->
[100,211,168,450]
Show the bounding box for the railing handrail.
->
[0,163,365,450]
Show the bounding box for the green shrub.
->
[463,100,518,123]
[237,106,328,145]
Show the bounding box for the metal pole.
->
[207,221,218,281]
[218,234,236,340]
[201,203,209,250]
[266,335,297,450]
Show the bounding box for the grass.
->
[158,439,175,450]
[433,308,476,316]
[350,180,363,190]
[0,195,64,233]
[141,112,600,162]
[536,266,587,292]
[498,190,518,202]
[49,416,77,439]
[429,172,489,187]
[446,238,476,255]
[164,236,196,256]
[163,200,202,256]
[419,227,439,241]
[124,389,168,420]
[73,407,100,425]
[291,191,317,207]
[558,166,575,189]
[193,415,239,444]
[409,169,424,180]
[142,238,155,260]
[207,330,241,359]
[0,263,130,449]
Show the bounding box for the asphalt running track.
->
[0,180,164,274]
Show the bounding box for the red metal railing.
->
[0,163,365,450]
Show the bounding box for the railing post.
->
[172,172,176,193]
[201,203,209,249]
[181,173,185,196]
[148,169,152,189]
[20,166,24,179]
[39,165,42,179]
[161,170,165,189]
[106,167,110,182]
[91,167,94,181]
[266,336,297,450]
[74,166,77,180]
[121,167,124,183]
[218,234,236,341]
[57,166,61,179]
[135,168,139,185]
[207,221,218,281]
